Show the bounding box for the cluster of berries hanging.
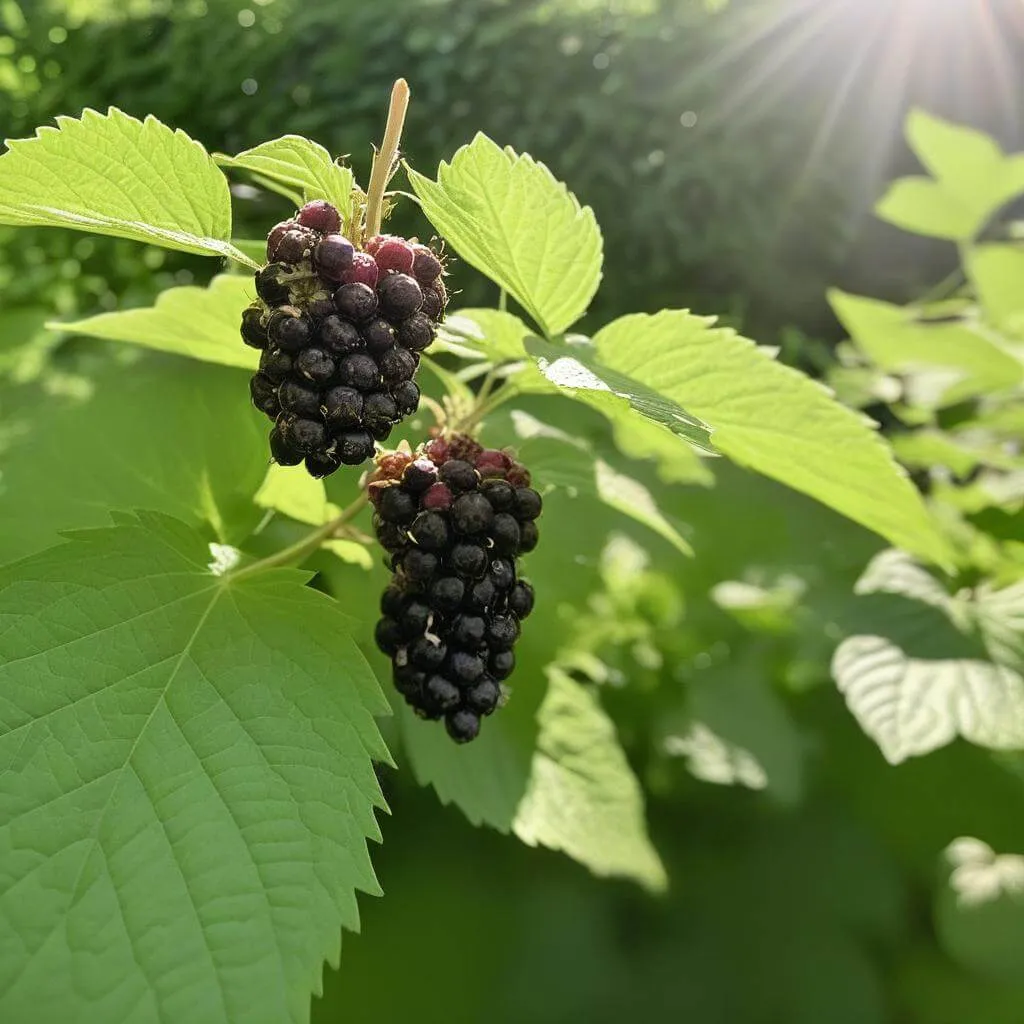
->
[371,434,542,743]
[241,199,448,477]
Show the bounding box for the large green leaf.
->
[216,137,354,223]
[829,289,1023,405]
[591,311,952,566]
[53,275,258,369]
[832,550,1024,764]
[398,670,664,890]
[407,134,603,337]
[0,108,253,265]
[0,513,388,1023]
[0,358,267,563]
[525,335,714,453]
[876,111,1024,241]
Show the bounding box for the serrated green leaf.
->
[439,307,531,361]
[407,134,603,336]
[0,108,254,265]
[592,311,952,567]
[876,112,1024,241]
[216,137,354,223]
[966,244,1024,337]
[512,669,666,890]
[0,358,267,563]
[832,551,1024,764]
[0,513,388,1023]
[935,837,1024,985]
[829,289,1022,405]
[524,335,714,453]
[52,274,258,369]
[509,412,693,555]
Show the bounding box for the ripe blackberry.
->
[324,386,363,429]
[250,374,279,418]
[267,307,311,352]
[396,312,435,352]
[319,315,362,355]
[240,305,268,349]
[334,283,378,323]
[243,199,448,475]
[278,379,321,418]
[371,435,541,742]
[445,709,481,744]
[393,381,421,416]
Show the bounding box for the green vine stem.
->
[232,491,370,580]
[365,79,410,240]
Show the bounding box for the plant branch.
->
[232,491,370,580]
[365,79,410,240]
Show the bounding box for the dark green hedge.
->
[0,0,882,333]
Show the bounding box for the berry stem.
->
[365,79,411,241]
[231,491,370,580]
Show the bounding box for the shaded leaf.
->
[509,411,693,556]
[0,358,267,563]
[53,275,258,369]
[0,514,387,1023]
[935,837,1024,985]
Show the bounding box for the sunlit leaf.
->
[876,111,1024,241]
[0,108,253,265]
[408,134,603,336]
[525,334,714,453]
[216,136,354,223]
[832,550,1024,763]
[592,311,952,567]
[966,245,1024,337]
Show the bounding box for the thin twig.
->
[231,491,370,580]
[365,79,411,240]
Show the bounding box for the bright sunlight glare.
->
[689,0,1023,204]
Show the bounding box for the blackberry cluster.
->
[241,199,449,477]
[371,435,542,743]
